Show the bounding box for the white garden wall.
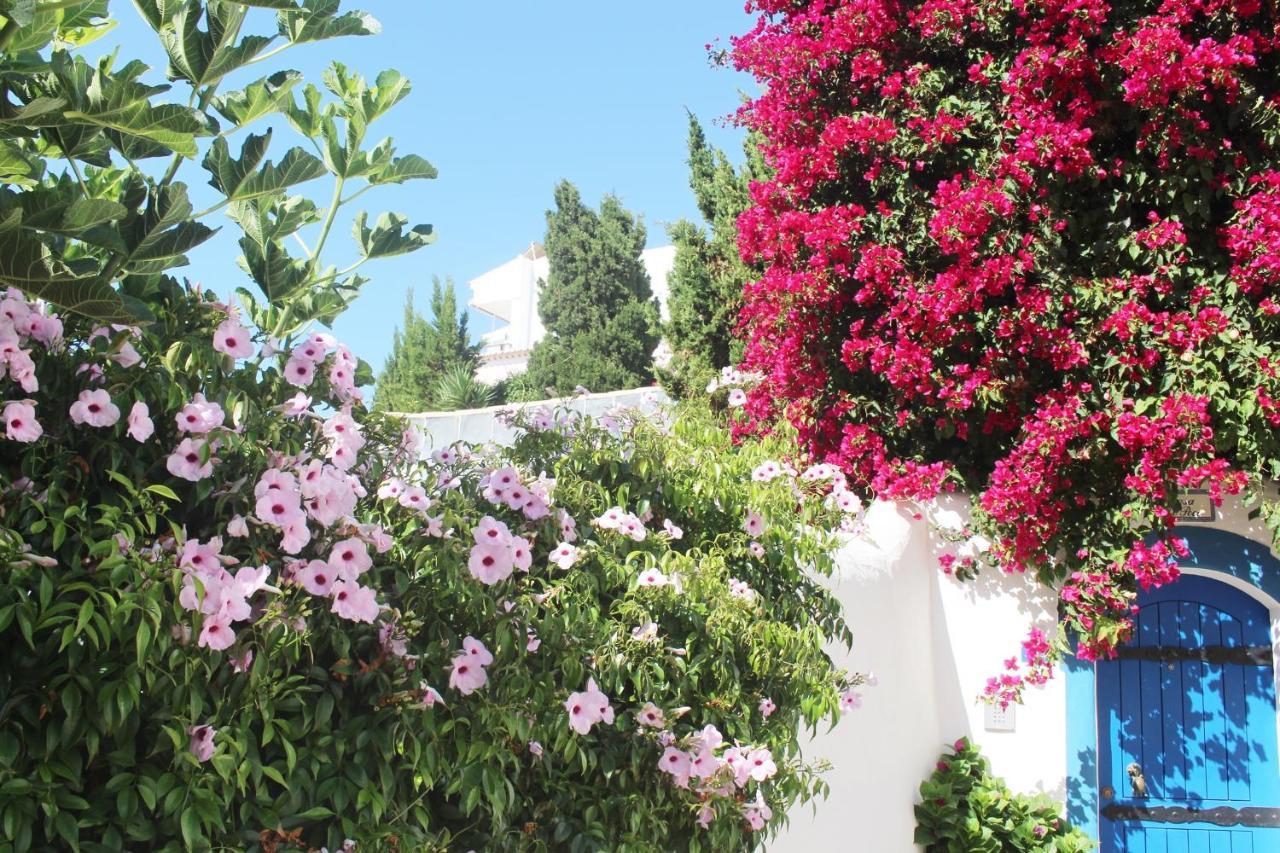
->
[771,493,1279,852]
[770,499,1064,852]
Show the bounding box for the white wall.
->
[770,500,1066,853]
[771,493,1279,852]
[398,387,669,453]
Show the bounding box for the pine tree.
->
[659,114,765,399]
[524,181,659,394]
[374,277,481,411]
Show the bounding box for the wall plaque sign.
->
[1174,491,1215,522]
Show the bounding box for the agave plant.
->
[432,364,496,410]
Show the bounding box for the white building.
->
[467,242,676,385]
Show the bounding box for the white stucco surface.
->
[771,493,1279,852]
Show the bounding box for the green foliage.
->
[0,4,858,851]
[915,739,1095,853]
[525,180,659,395]
[0,282,857,849]
[0,0,434,332]
[431,362,494,410]
[659,115,763,399]
[373,277,480,412]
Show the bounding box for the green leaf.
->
[179,807,201,849]
[352,211,434,260]
[160,0,272,87]
[118,183,216,274]
[203,133,325,203]
[0,227,133,322]
[212,70,302,129]
[369,153,437,186]
[60,57,203,157]
[277,0,379,45]
[144,484,180,500]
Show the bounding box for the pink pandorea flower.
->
[198,612,235,650]
[637,702,665,728]
[468,541,515,585]
[511,536,532,572]
[69,388,120,427]
[697,805,715,829]
[126,401,154,442]
[188,725,216,762]
[526,629,541,652]
[167,438,214,481]
[298,559,335,595]
[729,578,757,601]
[743,511,765,537]
[449,653,489,695]
[420,683,445,708]
[637,568,669,588]
[840,690,863,714]
[3,401,41,442]
[213,318,254,358]
[256,466,299,498]
[658,747,692,787]
[462,635,493,667]
[230,648,254,673]
[632,622,658,642]
[746,747,777,781]
[175,394,224,434]
[226,515,249,538]
[690,749,721,780]
[662,518,683,539]
[743,792,772,831]
[398,485,431,512]
[565,677,614,735]
[279,392,312,417]
[110,340,141,368]
[727,388,747,407]
[752,461,783,481]
[256,473,303,527]
[528,741,544,758]
[283,356,315,388]
[280,514,311,554]
[377,478,405,500]
[328,537,372,581]
[330,580,379,623]
[549,542,580,570]
[759,697,777,718]
[473,515,512,546]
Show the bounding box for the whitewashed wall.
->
[397,387,668,453]
[770,500,1064,852]
[771,494,1278,852]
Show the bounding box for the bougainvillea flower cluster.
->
[729,0,1280,661]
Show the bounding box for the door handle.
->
[1127,762,1148,797]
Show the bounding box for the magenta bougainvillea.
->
[729,0,1280,659]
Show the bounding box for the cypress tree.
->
[524,181,659,394]
[374,276,481,411]
[659,114,765,398]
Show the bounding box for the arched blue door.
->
[1097,574,1280,851]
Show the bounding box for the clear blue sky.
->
[96,2,757,374]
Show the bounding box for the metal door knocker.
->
[1127,762,1148,797]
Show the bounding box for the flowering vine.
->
[727,0,1280,669]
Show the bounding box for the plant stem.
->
[0,18,19,52]
[308,174,345,269]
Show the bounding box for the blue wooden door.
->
[1097,575,1280,851]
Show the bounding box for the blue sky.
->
[97,2,757,373]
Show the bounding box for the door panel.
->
[1097,575,1279,852]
